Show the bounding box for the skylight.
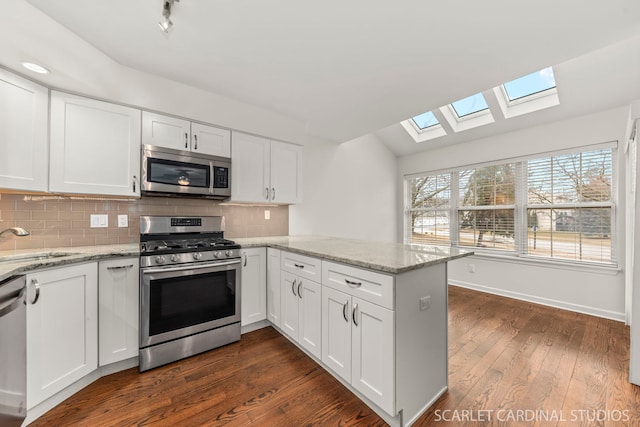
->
[450,93,489,118]
[503,67,556,101]
[411,111,439,129]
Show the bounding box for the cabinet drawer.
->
[322,261,394,310]
[281,251,321,282]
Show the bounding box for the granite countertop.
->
[234,236,473,274]
[0,243,139,282]
[0,236,473,280]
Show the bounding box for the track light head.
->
[158,0,179,34]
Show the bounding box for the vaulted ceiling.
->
[13,1,640,155]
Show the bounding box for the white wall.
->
[289,133,398,242]
[398,107,629,320]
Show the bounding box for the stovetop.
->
[140,237,240,255]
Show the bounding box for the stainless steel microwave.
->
[141,145,231,199]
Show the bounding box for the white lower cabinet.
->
[321,285,395,415]
[26,263,98,409]
[266,248,281,327]
[241,248,267,326]
[98,258,139,366]
[280,270,322,359]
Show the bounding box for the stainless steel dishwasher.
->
[0,275,26,427]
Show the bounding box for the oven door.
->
[140,259,241,348]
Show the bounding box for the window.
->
[404,145,616,266]
[458,164,516,251]
[526,149,613,263]
[406,173,451,245]
[411,111,439,130]
[503,67,556,102]
[450,93,489,118]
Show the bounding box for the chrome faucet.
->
[0,227,30,238]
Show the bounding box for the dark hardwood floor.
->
[31,286,640,426]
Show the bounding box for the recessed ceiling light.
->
[22,62,50,74]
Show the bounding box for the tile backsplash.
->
[0,194,288,251]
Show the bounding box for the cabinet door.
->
[351,297,395,415]
[322,286,351,381]
[49,92,141,197]
[280,271,299,340]
[26,263,98,409]
[241,247,267,326]
[298,279,321,359]
[191,122,231,157]
[270,141,302,204]
[230,132,270,203]
[142,111,191,151]
[98,258,139,367]
[0,69,48,192]
[266,248,281,327]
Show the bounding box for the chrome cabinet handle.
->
[345,279,362,288]
[294,263,305,269]
[184,132,189,149]
[342,300,349,322]
[107,264,134,270]
[132,175,137,193]
[272,187,275,200]
[243,252,247,267]
[297,281,302,299]
[194,134,198,150]
[265,187,270,200]
[292,279,297,297]
[30,279,40,305]
[352,303,358,327]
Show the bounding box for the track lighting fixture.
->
[159,0,179,34]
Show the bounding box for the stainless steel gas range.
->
[138,215,241,372]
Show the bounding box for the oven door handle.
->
[142,259,241,274]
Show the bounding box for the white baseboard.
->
[241,319,270,334]
[449,280,625,322]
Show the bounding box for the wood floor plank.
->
[31,286,640,427]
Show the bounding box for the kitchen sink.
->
[0,252,79,263]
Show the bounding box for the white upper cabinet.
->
[231,131,302,204]
[142,111,230,157]
[0,69,48,192]
[49,91,141,197]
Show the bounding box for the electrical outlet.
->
[468,263,476,273]
[90,214,108,228]
[118,215,128,228]
[419,296,431,311]
[264,209,270,220]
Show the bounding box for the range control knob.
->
[214,251,222,258]
[192,252,203,261]
[170,254,180,263]
[155,255,165,264]
[225,250,232,257]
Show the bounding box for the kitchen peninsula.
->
[1,236,470,427]
[235,236,472,427]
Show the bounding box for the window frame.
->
[403,143,618,267]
